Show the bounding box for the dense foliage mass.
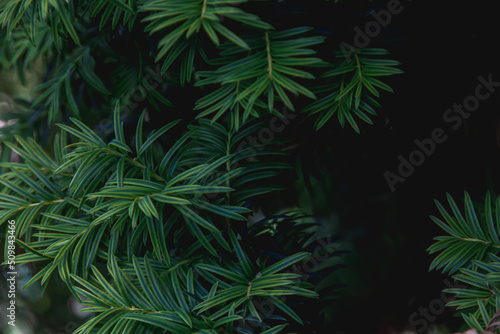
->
[0,0,408,333]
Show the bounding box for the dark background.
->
[277,1,500,333]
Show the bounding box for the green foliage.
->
[195,27,324,127]
[0,0,401,332]
[0,0,402,136]
[428,191,500,333]
[0,107,321,332]
[140,0,273,75]
[0,0,81,46]
[304,48,402,131]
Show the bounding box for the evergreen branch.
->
[304,48,403,131]
[195,27,323,127]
